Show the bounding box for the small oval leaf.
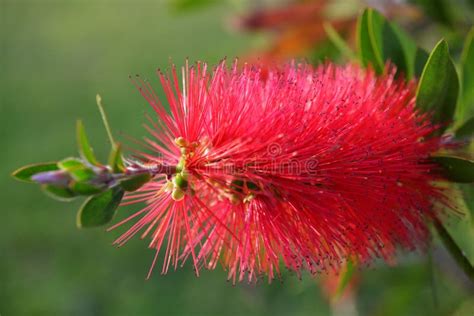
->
[77,187,124,228]
[323,22,355,60]
[42,184,77,201]
[12,162,59,183]
[432,155,474,183]
[58,158,86,171]
[77,120,100,166]
[58,158,95,182]
[416,40,459,133]
[120,173,152,192]
[71,182,105,196]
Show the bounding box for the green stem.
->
[96,94,115,146]
[434,218,474,282]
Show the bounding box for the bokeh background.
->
[1,0,474,315]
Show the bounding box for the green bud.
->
[246,181,260,191]
[230,179,244,193]
[176,159,185,173]
[173,173,188,190]
[171,187,185,201]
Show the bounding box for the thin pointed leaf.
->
[434,219,474,282]
[416,40,459,132]
[96,94,116,146]
[432,155,474,183]
[77,187,124,228]
[333,259,355,301]
[12,162,59,183]
[76,120,99,166]
[108,143,125,173]
[120,173,152,192]
[323,22,355,60]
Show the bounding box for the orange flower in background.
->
[236,0,423,63]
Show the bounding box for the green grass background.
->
[1,1,473,315]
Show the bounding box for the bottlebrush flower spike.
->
[112,60,449,283]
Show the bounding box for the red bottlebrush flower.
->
[111,61,447,283]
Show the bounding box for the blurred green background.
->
[1,0,474,315]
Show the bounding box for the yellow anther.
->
[175,137,188,147]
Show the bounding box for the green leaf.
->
[76,187,124,228]
[357,9,409,76]
[416,40,459,132]
[431,155,474,183]
[460,28,474,121]
[385,21,429,79]
[170,0,217,12]
[120,173,152,192]
[96,94,116,146]
[323,22,355,60]
[71,182,104,195]
[367,10,407,76]
[455,117,474,139]
[333,259,355,301]
[58,158,85,171]
[76,120,99,166]
[389,23,416,78]
[108,143,125,173]
[12,162,59,183]
[42,184,77,201]
[434,219,474,282]
[357,9,384,74]
[58,158,95,182]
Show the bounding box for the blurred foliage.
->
[2,0,474,315]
